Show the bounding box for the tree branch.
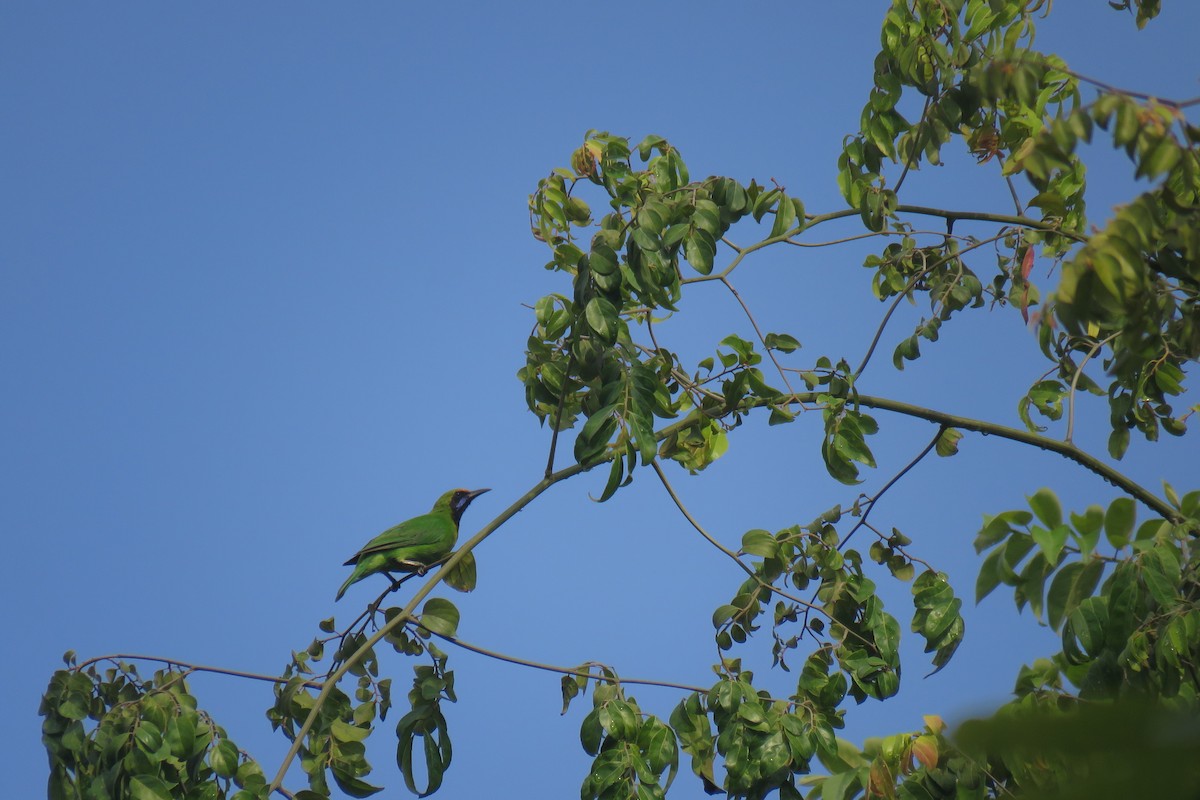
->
[766,392,1181,524]
[651,460,826,616]
[73,654,324,690]
[836,425,946,552]
[421,627,712,696]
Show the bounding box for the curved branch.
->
[651,460,826,616]
[836,425,946,551]
[894,205,1088,243]
[421,628,711,696]
[719,276,797,397]
[768,392,1180,524]
[73,654,324,690]
[682,204,1085,287]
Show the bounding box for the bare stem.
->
[420,627,711,695]
[72,654,324,690]
[651,460,825,616]
[1065,333,1117,444]
[719,276,797,397]
[837,426,945,552]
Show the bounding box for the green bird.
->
[335,487,490,601]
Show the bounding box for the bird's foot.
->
[398,559,428,576]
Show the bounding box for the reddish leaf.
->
[1020,246,1035,280]
[912,735,939,770]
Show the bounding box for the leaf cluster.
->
[41,656,266,800]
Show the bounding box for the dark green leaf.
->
[420,598,460,637]
[129,775,173,800]
[210,738,239,779]
[444,551,477,593]
[1046,559,1104,631]
[1104,498,1135,549]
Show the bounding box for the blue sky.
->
[4,4,1198,798]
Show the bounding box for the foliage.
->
[42,2,1200,799]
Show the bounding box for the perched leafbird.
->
[335,488,490,601]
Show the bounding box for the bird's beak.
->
[468,488,491,500]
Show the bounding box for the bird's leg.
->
[397,559,428,575]
[383,571,404,593]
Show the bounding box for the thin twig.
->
[421,628,711,695]
[545,352,577,477]
[1065,333,1118,444]
[784,229,975,248]
[719,275,798,397]
[892,95,932,196]
[72,654,324,690]
[764,392,1182,524]
[837,426,946,551]
[854,232,1008,379]
[651,460,826,616]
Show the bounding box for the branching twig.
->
[651,460,826,617]
[837,426,946,552]
[854,232,1008,379]
[719,275,798,398]
[761,392,1181,524]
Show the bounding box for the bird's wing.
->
[343,513,448,563]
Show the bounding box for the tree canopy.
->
[40,2,1200,799]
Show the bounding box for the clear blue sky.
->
[4,4,1197,798]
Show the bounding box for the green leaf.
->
[580,709,603,755]
[1046,559,1104,631]
[599,699,639,741]
[638,716,679,783]
[596,455,624,503]
[420,598,460,637]
[1031,524,1069,564]
[210,738,239,778]
[934,427,962,456]
[129,775,173,800]
[684,229,716,275]
[330,770,384,799]
[1104,497,1136,549]
[1064,597,1108,660]
[712,604,739,628]
[332,718,371,743]
[974,546,1003,604]
[765,332,801,353]
[1108,427,1130,459]
[740,529,778,559]
[444,551,477,593]
[771,193,798,238]
[584,296,619,342]
[1028,488,1063,529]
[396,708,451,797]
[1070,506,1104,556]
[1141,544,1181,606]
